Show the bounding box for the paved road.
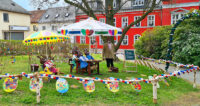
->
[117,54,200,85]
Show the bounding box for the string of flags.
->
[144,57,199,69]
[0,66,198,94]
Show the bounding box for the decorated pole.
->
[152,74,158,104]
[35,72,41,103]
[193,70,197,88]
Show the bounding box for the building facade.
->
[38,6,76,42]
[75,0,200,50]
[30,9,46,35]
[0,0,31,40]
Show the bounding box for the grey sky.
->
[13,0,67,11]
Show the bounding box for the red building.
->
[75,0,199,50]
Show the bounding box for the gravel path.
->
[117,54,200,85]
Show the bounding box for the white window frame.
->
[147,15,155,27]
[122,35,128,45]
[114,17,116,26]
[122,17,128,28]
[132,0,144,6]
[113,0,117,8]
[99,18,105,23]
[171,13,185,25]
[90,36,96,44]
[134,34,141,44]
[42,26,46,30]
[114,36,118,45]
[134,16,141,27]
[3,13,9,22]
[99,36,104,45]
[80,36,86,44]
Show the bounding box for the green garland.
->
[165,9,200,71]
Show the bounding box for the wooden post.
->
[152,74,158,104]
[193,70,197,88]
[36,72,40,104]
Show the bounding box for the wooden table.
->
[85,60,102,76]
[69,59,101,76]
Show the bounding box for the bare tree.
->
[31,0,162,52]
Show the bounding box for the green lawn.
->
[0,54,199,105]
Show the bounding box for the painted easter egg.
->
[29,78,43,92]
[82,80,95,93]
[56,78,69,94]
[131,78,141,92]
[106,77,119,93]
[3,78,18,93]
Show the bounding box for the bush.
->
[134,26,171,59]
[173,16,200,66]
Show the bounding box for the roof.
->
[39,6,76,23]
[30,10,46,23]
[0,0,30,14]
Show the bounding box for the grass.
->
[0,54,199,105]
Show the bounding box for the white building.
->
[0,0,31,40]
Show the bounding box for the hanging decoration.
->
[106,77,119,93]
[59,17,122,36]
[131,78,141,92]
[82,80,95,93]
[29,78,43,92]
[3,78,18,93]
[56,78,69,94]
[81,29,94,36]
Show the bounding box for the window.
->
[90,36,96,44]
[3,13,9,22]
[4,32,10,40]
[122,35,128,45]
[65,13,69,17]
[99,18,105,23]
[132,0,144,6]
[171,13,185,24]
[148,15,155,27]
[55,14,60,18]
[122,17,128,28]
[134,34,141,43]
[134,16,141,27]
[99,36,104,45]
[51,26,57,31]
[80,36,86,44]
[113,0,117,8]
[42,26,46,30]
[45,15,49,19]
[114,36,118,45]
[33,25,37,31]
[114,18,116,26]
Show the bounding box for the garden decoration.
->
[59,17,122,52]
[56,78,69,94]
[0,63,198,104]
[3,78,18,93]
[106,77,119,93]
[82,80,95,93]
[166,9,200,71]
[29,78,43,92]
[131,78,141,93]
[23,31,70,58]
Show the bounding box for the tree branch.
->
[113,0,130,15]
[64,0,91,17]
[82,0,97,19]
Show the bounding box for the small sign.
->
[9,26,29,31]
[124,50,135,60]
